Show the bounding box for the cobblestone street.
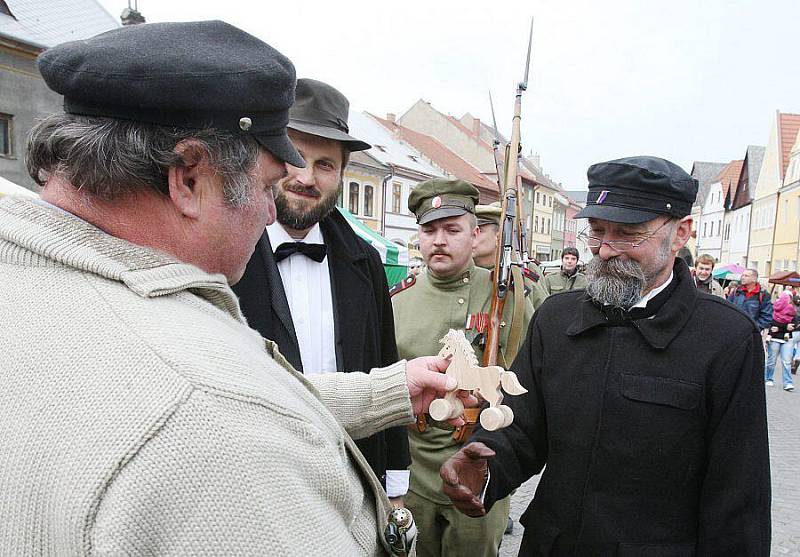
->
[500,386,800,556]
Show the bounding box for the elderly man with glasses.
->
[441,156,771,556]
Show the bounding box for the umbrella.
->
[712,263,745,281]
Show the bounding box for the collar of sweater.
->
[0,197,244,319]
[426,262,475,291]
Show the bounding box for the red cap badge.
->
[432,196,442,208]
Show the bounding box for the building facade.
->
[0,0,119,189]
[747,112,800,276]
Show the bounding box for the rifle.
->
[482,18,534,368]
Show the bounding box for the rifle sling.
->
[502,265,526,367]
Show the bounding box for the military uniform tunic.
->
[543,268,588,295]
[392,263,533,557]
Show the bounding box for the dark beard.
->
[274,185,339,231]
[585,256,647,310]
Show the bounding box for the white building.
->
[347,111,442,244]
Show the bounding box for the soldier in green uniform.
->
[542,246,588,295]
[391,179,534,557]
[474,202,548,311]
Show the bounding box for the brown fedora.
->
[288,78,371,152]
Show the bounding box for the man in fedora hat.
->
[441,156,771,555]
[234,78,410,502]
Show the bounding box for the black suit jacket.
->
[233,209,410,486]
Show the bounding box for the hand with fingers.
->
[406,357,478,427]
[439,442,496,517]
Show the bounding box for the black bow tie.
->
[273,241,327,263]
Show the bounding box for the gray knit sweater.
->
[0,197,413,555]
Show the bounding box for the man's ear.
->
[167,139,213,220]
[672,216,693,251]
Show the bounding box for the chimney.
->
[472,117,481,137]
[386,113,396,123]
[121,1,145,25]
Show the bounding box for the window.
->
[536,192,540,205]
[717,220,721,237]
[703,222,707,237]
[392,182,402,213]
[549,196,552,207]
[0,113,11,157]
[363,185,374,217]
[546,218,550,234]
[348,182,360,214]
[792,261,797,271]
[336,185,344,208]
[534,216,539,233]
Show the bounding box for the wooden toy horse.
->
[428,329,528,431]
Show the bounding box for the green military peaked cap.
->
[475,201,502,226]
[408,178,480,225]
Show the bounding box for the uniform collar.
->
[566,259,696,350]
[426,262,474,291]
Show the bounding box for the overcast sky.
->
[98,0,800,190]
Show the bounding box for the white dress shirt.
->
[266,221,409,497]
[631,271,674,310]
[266,223,337,375]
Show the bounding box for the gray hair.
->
[26,114,262,208]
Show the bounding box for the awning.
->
[336,207,409,284]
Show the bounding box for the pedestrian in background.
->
[765,290,797,391]
[727,269,773,331]
[692,253,724,298]
[542,246,587,295]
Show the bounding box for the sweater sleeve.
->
[263,337,413,440]
[696,329,771,555]
[307,361,414,440]
[91,389,383,555]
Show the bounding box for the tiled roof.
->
[0,0,118,49]
[371,114,499,195]
[746,145,766,194]
[713,160,744,206]
[350,112,441,177]
[425,102,560,191]
[778,113,800,179]
[691,161,727,208]
[730,146,765,210]
[564,190,588,205]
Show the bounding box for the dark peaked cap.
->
[575,156,698,224]
[37,20,305,168]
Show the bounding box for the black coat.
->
[472,259,770,556]
[233,209,410,486]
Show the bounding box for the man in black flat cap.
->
[0,21,467,555]
[441,156,771,555]
[234,78,410,503]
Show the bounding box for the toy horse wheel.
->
[499,405,514,428]
[480,407,506,431]
[429,398,464,421]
